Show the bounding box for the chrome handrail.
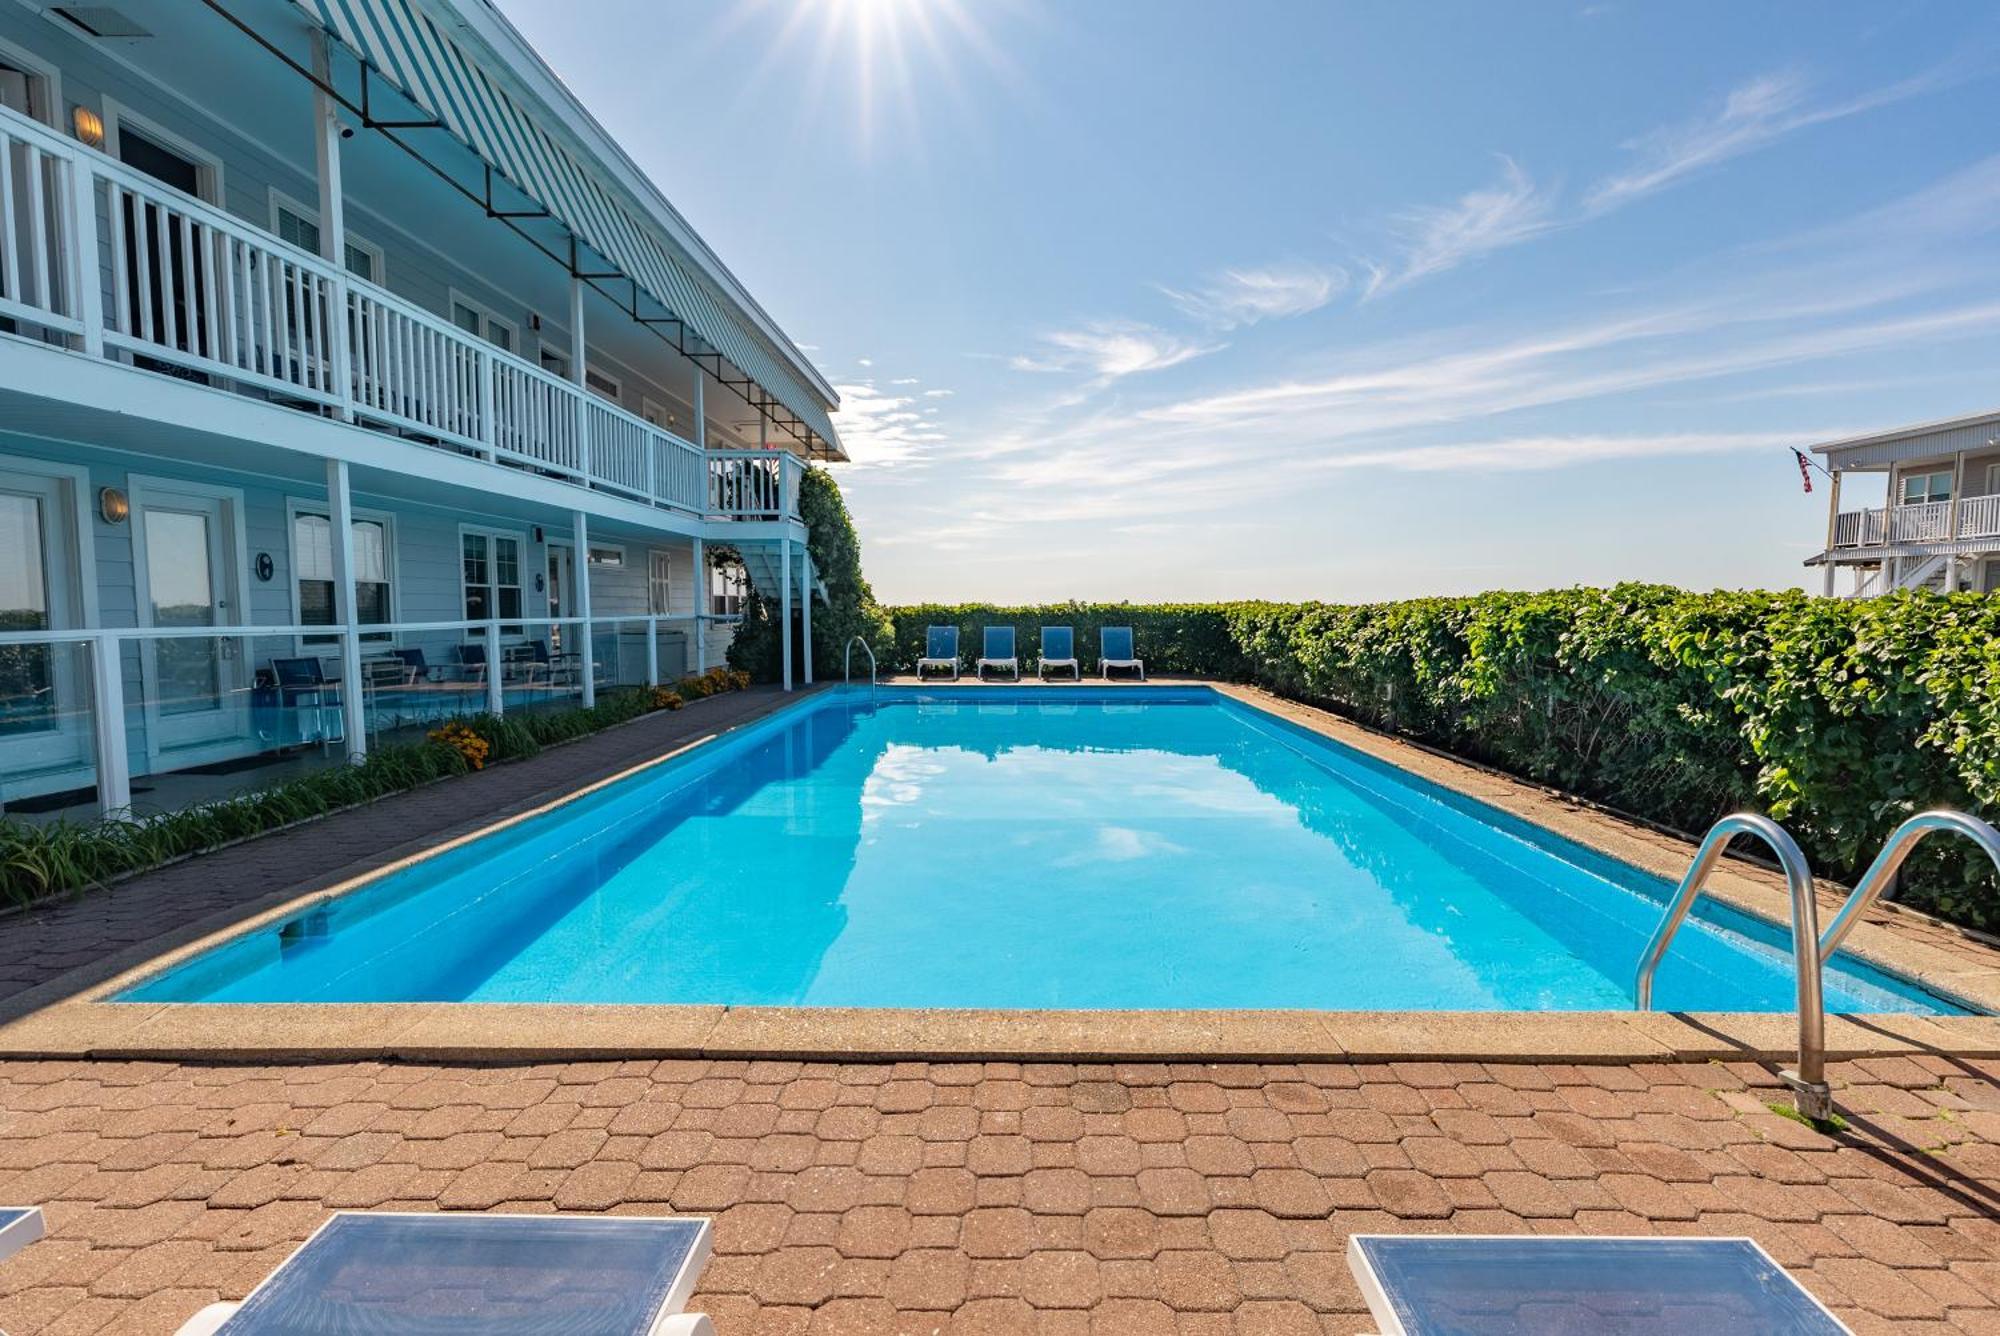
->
[1634,813,1829,1120]
[1820,809,2000,960]
[844,636,878,697]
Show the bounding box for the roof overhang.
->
[1807,408,2000,469]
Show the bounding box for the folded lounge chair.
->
[976,626,1020,681]
[917,625,960,681]
[1039,626,1080,680]
[175,1211,715,1336]
[1347,1234,1850,1335]
[1098,626,1145,681]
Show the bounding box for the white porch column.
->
[800,553,813,686]
[90,632,131,814]
[573,510,595,706]
[693,371,706,447]
[325,458,368,761]
[485,622,504,716]
[1821,469,1842,597]
[779,535,793,692]
[310,30,353,422]
[691,536,706,671]
[570,275,590,482]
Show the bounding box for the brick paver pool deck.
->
[4,683,2000,1331]
[4,1054,2000,1333]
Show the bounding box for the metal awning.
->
[294,0,839,451]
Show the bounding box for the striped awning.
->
[295,0,838,451]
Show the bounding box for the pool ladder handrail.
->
[1818,809,2000,962]
[1634,812,1831,1120]
[843,635,878,699]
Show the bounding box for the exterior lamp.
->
[72,105,104,149]
[98,487,129,524]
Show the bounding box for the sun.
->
[722,0,1029,157]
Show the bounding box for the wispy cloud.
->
[1587,65,1966,212]
[1364,155,1558,296]
[1160,262,1345,329]
[831,377,948,468]
[1011,320,1221,379]
[1309,430,1807,474]
[922,388,955,398]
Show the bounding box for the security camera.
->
[339,124,355,141]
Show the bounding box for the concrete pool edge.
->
[8,677,2000,1064]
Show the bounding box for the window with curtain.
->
[294,512,391,644]
[461,531,524,635]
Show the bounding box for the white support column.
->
[311,30,353,422]
[1821,469,1842,597]
[573,510,595,706]
[691,536,706,671]
[485,621,503,715]
[800,553,813,686]
[66,158,103,359]
[693,371,706,448]
[90,633,130,814]
[645,616,659,688]
[325,458,368,761]
[779,535,793,693]
[570,274,590,483]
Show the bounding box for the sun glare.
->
[722,0,1028,156]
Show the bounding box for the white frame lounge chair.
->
[174,1211,715,1336]
[0,1207,43,1264]
[1099,625,1145,681]
[1039,626,1080,680]
[1346,1234,1851,1335]
[917,625,960,680]
[976,626,1021,681]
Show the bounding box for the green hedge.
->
[889,588,2000,929]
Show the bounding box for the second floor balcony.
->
[1831,496,2000,550]
[0,105,803,527]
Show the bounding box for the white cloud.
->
[1159,262,1345,329]
[1310,430,1807,474]
[1365,156,1557,296]
[890,376,920,385]
[830,377,948,468]
[922,388,955,398]
[1011,320,1221,379]
[1587,65,1966,212]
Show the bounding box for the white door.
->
[0,468,88,779]
[136,488,246,755]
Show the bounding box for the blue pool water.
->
[126,688,1963,1013]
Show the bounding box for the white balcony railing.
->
[1831,497,2000,549]
[0,103,802,525]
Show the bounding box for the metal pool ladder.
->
[844,635,878,699]
[1636,807,2000,1122]
[1633,813,1831,1120]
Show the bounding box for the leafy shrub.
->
[428,721,490,770]
[730,466,895,681]
[888,587,2000,929]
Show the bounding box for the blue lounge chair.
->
[175,1211,715,1335]
[977,626,1020,681]
[270,657,343,748]
[1039,626,1079,680]
[1099,626,1144,681]
[917,625,960,680]
[1347,1235,1850,1335]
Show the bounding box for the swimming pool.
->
[125,687,1964,1014]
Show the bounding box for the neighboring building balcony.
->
[0,104,803,529]
[1829,496,2000,550]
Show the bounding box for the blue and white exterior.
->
[1808,409,2000,596]
[0,0,838,816]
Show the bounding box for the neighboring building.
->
[0,0,839,818]
[1806,410,2000,597]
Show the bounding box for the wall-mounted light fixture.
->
[72,105,104,148]
[98,486,129,524]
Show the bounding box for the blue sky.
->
[497,1,2000,603]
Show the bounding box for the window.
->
[104,100,221,203]
[711,561,747,617]
[292,510,392,644]
[461,529,524,634]
[538,345,569,379]
[585,368,620,404]
[271,192,383,284]
[640,397,678,432]
[449,291,516,354]
[1900,470,1953,506]
[587,545,624,568]
[648,551,671,615]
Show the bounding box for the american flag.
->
[1793,449,1813,494]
